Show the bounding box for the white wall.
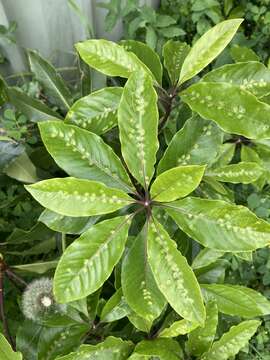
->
[0,0,159,74]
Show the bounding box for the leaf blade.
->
[165,197,270,252]
[151,165,205,202]
[118,71,159,187]
[181,82,270,139]
[179,19,243,84]
[65,87,122,134]
[148,217,205,324]
[25,178,133,217]
[54,216,131,302]
[39,121,133,192]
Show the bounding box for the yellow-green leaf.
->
[201,320,260,360]
[165,197,270,252]
[118,71,158,188]
[65,87,122,134]
[148,218,205,325]
[54,216,131,302]
[151,165,205,202]
[181,82,270,139]
[179,19,243,84]
[25,178,133,216]
[76,39,154,79]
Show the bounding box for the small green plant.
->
[0,18,266,358]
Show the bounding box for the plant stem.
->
[5,268,27,288]
[158,86,179,133]
[0,267,15,350]
[61,233,66,253]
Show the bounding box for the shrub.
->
[0,18,268,358]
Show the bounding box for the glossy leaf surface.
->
[165,197,270,251]
[122,225,166,323]
[179,19,243,84]
[25,178,133,217]
[131,338,183,360]
[118,71,158,187]
[39,209,98,235]
[163,40,190,85]
[206,162,263,184]
[159,319,197,338]
[65,87,122,134]
[151,165,205,202]
[76,39,153,79]
[120,40,163,83]
[202,284,270,317]
[56,336,133,360]
[148,218,205,324]
[0,333,22,360]
[100,288,131,323]
[39,121,133,192]
[54,216,130,302]
[201,320,260,360]
[158,116,223,174]
[181,82,270,139]
[203,61,270,98]
[187,301,218,356]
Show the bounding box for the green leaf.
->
[54,216,131,302]
[206,162,263,184]
[159,319,197,338]
[56,336,133,360]
[148,218,205,324]
[65,87,122,134]
[39,121,133,192]
[210,143,235,169]
[179,19,243,84]
[0,333,22,360]
[158,116,223,174]
[187,301,218,356]
[37,325,88,360]
[201,320,260,360]
[4,151,38,183]
[6,88,61,122]
[76,39,154,80]
[118,71,158,187]
[230,44,260,62]
[28,49,72,111]
[163,40,190,85]
[131,338,183,360]
[201,284,270,317]
[12,260,58,274]
[100,288,131,323]
[39,209,98,235]
[165,197,270,252]
[202,62,270,99]
[181,82,270,139]
[25,178,133,217]
[151,165,205,202]
[122,225,166,323]
[120,40,163,84]
[192,248,225,270]
[127,312,152,333]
